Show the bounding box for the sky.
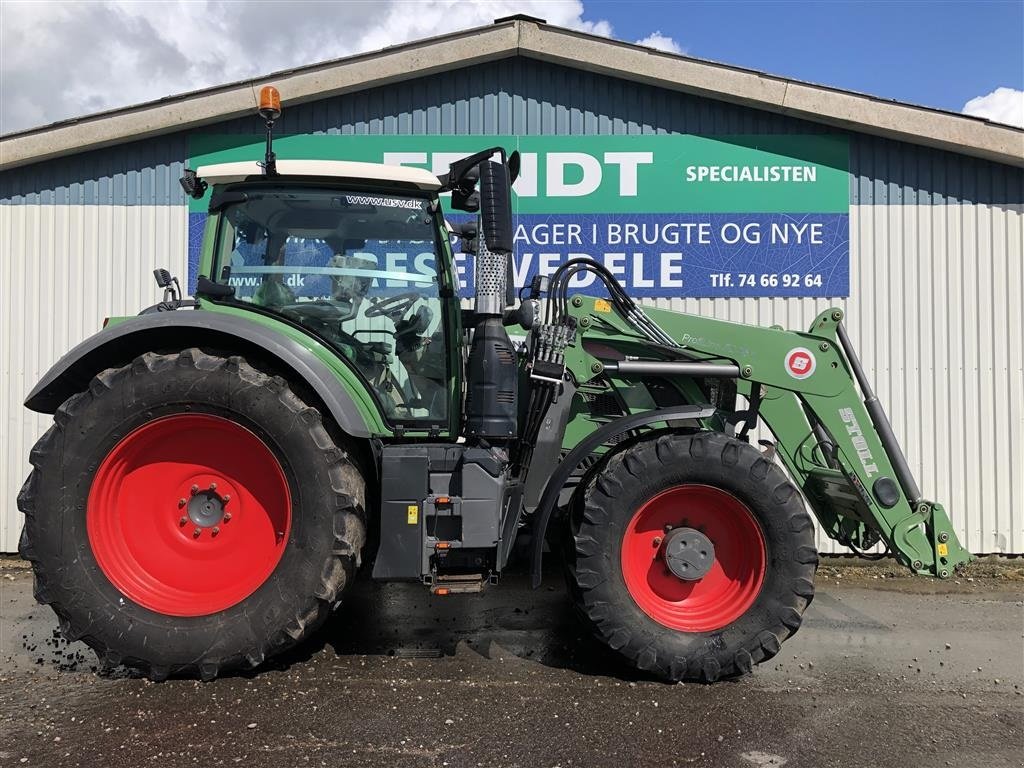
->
[1,0,1022,135]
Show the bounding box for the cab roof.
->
[195,159,442,190]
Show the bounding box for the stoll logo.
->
[784,347,816,379]
[838,407,879,478]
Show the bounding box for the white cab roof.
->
[195,159,441,190]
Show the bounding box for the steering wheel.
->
[364,292,421,320]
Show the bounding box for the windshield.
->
[213,187,450,426]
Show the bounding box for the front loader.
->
[19,87,971,682]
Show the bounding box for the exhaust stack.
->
[464,156,518,440]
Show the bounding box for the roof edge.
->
[0,22,520,171]
[516,23,1024,168]
[1,18,1022,171]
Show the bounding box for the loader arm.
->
[556,295,972,578]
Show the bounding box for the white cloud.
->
[962,87,1024,128]
[0,0,637,134]
[635,31,685,55]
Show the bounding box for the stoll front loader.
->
[20,87,971,682]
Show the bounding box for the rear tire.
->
[567,431,817,682]
[18,349,366,680]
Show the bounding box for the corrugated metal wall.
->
[2,57,1022,554]
[0,204,190,551]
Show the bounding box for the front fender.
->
[529,404,716,587]
[25,310,380,438]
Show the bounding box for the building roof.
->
[196,160,441,189]
[1,16,1022,171]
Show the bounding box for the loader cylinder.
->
[836,323,923,504]
[603,360,741,377]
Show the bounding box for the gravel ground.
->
[1,557,1021,768]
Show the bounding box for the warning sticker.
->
[784,348,816,380]
[407,504,419,525]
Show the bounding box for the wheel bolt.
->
[193,527,202,538]
[190,485,199,495]
[222,494,230,503]
[223,513,232,522]
[211,526,220,536]
[178,498,186,508]
[652,537,662,547]
[178,516,188,526]
[209,483,217,491]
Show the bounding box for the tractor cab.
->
[182,87,518,438]
[194,159,457,427]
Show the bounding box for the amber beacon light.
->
[258,85,282,121]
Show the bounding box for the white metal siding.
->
[0,204,189,551]
[0,202,1021,554]
[639,203,1024,554]
[853,199,1024,555]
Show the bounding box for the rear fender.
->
[24,311,376,439]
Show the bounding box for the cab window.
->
[214,188,449,425]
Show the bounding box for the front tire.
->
[567,431,817,682]
[18,349,366,680]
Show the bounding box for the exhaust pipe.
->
[465,157,519,440]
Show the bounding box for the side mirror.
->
[478,158,513,254]
[450,166,480,212]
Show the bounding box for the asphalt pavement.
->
[1,559,1021,768]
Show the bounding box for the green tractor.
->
[19,88,971,682]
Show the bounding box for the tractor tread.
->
[566,430,817,683]
[18,348,365,682]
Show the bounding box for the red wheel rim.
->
[87,414,291,617]
[620,484,766,632]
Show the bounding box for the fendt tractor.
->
[20,87,971,683]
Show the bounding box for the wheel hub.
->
[187,486,227,527]
[662,526,715,581]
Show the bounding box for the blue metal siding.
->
[0,134,187,206]
[850,135,1024,206]
[3,57,1021,206]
